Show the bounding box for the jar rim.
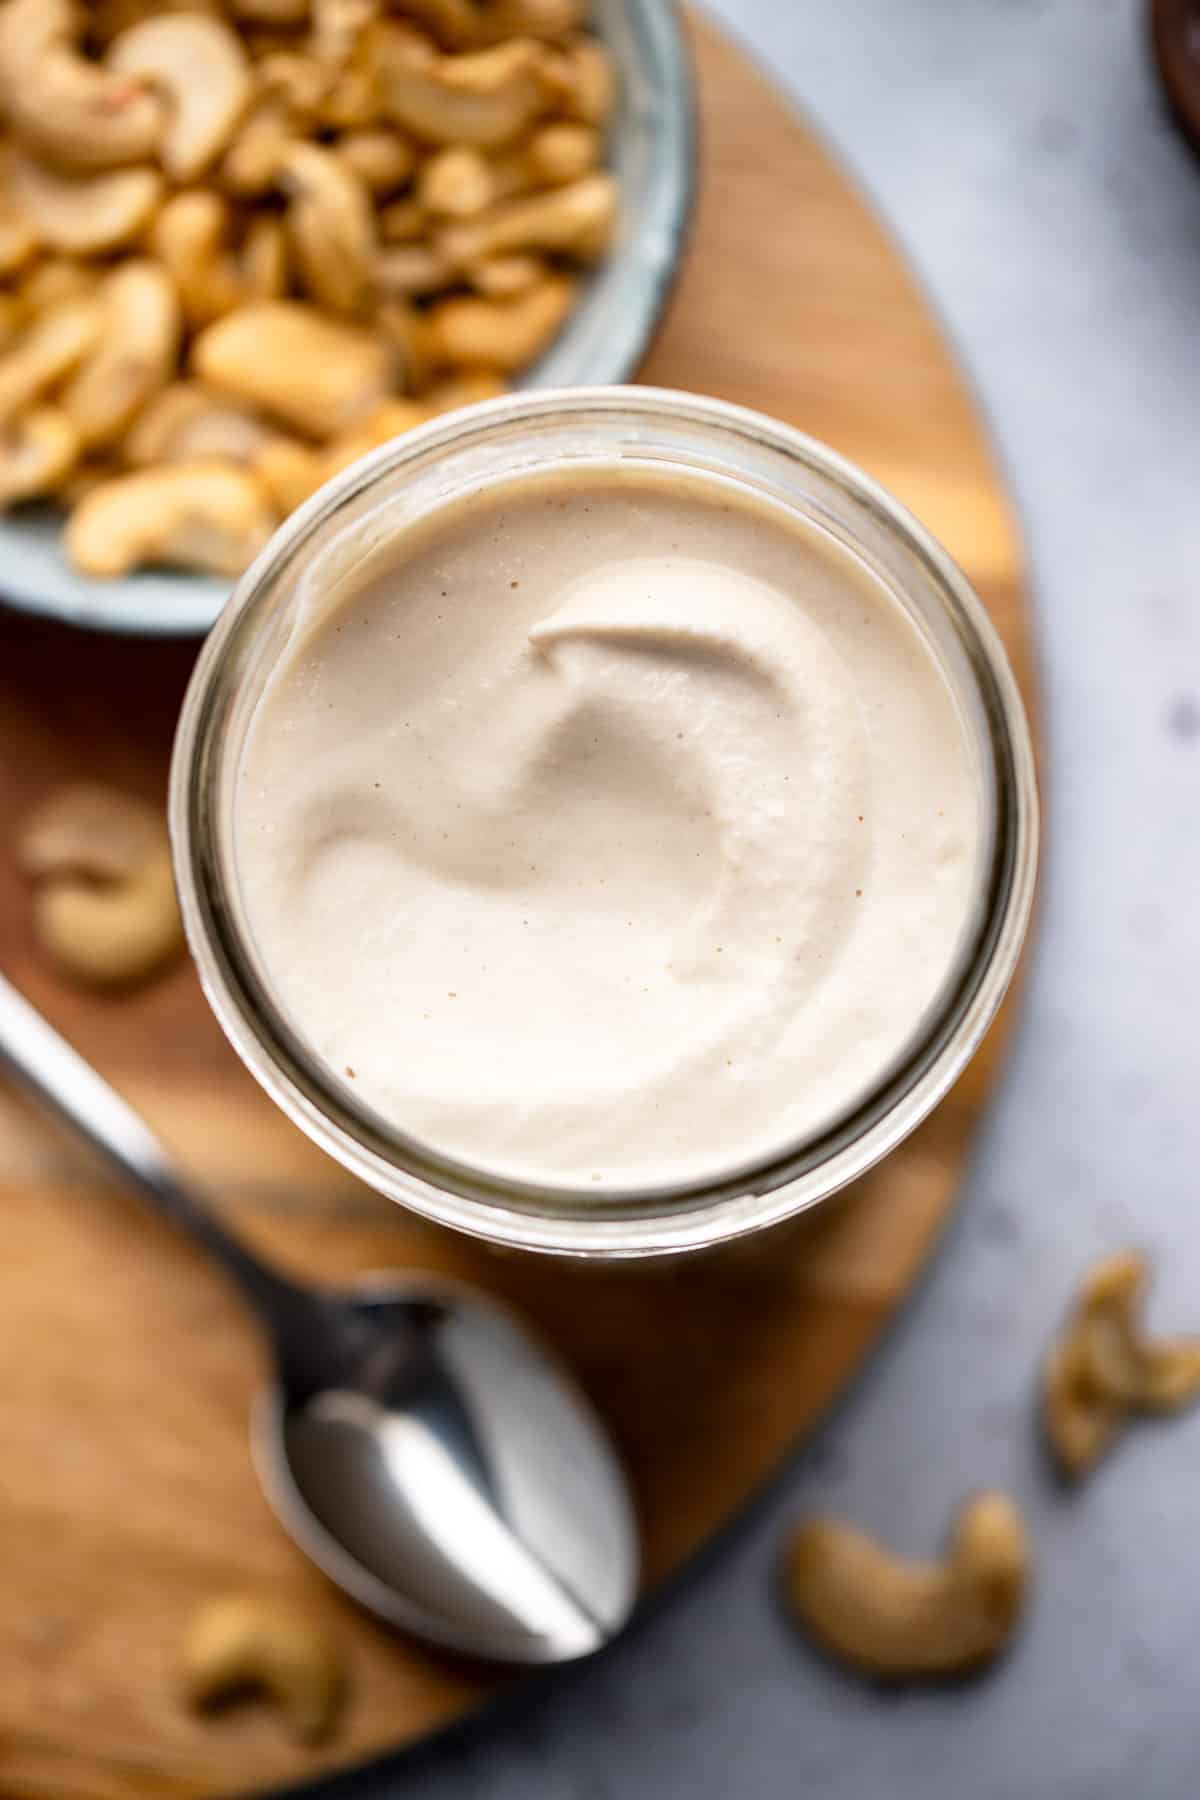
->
[169,386,1038,1259]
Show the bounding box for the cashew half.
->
[336,128,416,194]
[8,154,162,257]
[0,0,163,172]
[107,12,254,182]
[181,1596,347,1745]
[65,460,276,578]
[259,50,334,115]
[125,382,275,467]
[785,1492,1030,1680]
[254,395,426,511]
[218,96,297,197]
[465,252,545,297]
[151,193,286,329]
[192,301,398,438]
[437,170,615,265]
[16,784,183,989]
[0,408,80,507]
[375,242,455,297]
[416,143,494,216]
[424,274,573,369]
[310,0,380,65]
[59,260,180,450]
[0,295,103,426]
[538,33,616,126]
[1044,1250,1200,1478]
[371,28,551,148]
[279,141,377,314]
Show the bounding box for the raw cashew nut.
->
[484,121,597,203]
[523,119,598,185]
[125,382,276,467]
[252,436,326,514]
[537,33,616,126]
[437,170,615,265]
[464,252,544,297]
[59,260,180,449]
[0,0,163,172]
[259,50,334,115]
[317,55,384,130]
[335,129,417,194]
[0,408,80,507]
[279,141,377,314]
[254,396,426,512]
[310,0,380,65]
[7,154,162,257]
[1043,1249,1200,1478]
[424,274,573,369]
[416,144,494,216]
[181,1596,347,1745]
[192,302,397,438]
[320,394,428,473]
[372,28,552,148]
[65,460,276,578]
[107,12,254,181]
[375,242,455,297]
[218,97,297,197]
[784,1492,1030,1680]
[16,784,183,989]
[0,295,102,426]
[151,193,286,329]
[242,215,290,301]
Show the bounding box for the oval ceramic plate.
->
[0,0,693,637]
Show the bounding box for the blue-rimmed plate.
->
[0,0,694,636]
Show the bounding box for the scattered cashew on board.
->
[181,1596,348,1746]
[0,0,618,578]
[784,1492,1030,1682]
[15,783,184,988]
[1043,1249,1200,1477]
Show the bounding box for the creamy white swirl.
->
[235,467,981,1189]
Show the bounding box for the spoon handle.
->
[0,969,308,1325]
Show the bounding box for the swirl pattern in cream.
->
[236,467,981,1190]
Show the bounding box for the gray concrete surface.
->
[305,3,1200,1795]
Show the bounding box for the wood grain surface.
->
[0,15,1034,1798]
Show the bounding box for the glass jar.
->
[169,387,1038,1260]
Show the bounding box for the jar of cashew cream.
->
[171,388,1037,1258]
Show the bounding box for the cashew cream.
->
[235,465,982,1191]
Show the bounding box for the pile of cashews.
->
[0,0,618,579]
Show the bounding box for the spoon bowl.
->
[255,1274,638,1664]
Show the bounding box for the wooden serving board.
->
[0,16,1034,1799]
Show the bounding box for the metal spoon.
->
[0,973,638,1665]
